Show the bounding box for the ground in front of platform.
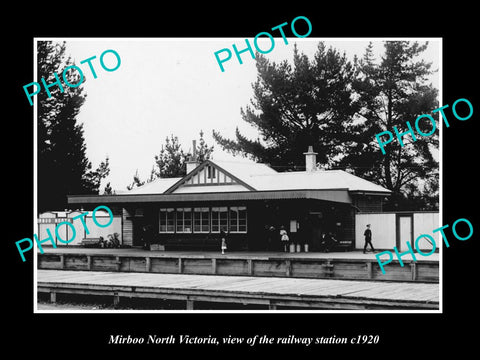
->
[36,292,274,311]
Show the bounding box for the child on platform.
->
[280,226,289,252]
[220,228,227,255]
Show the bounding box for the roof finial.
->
[192,140,197,160]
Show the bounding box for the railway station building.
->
[68,146,391,251]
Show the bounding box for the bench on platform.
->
[81,238,100,248]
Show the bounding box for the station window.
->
[176,208,192,233]
[193,207,210,233]
[160,206,247,234]
[159,208,175,233]
[229,206,247,233]
[211,207,228,233]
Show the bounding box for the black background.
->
[5,3,478,356]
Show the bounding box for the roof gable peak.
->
[164,160,256,194]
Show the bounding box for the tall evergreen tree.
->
[213,43,359,170]
[152,131,214,178]
[340,41,438,209]
[125,131,214,189]
[153,134,188,178]
[195,130,215,163]
[37,41,110,212]
[83,156,111,193]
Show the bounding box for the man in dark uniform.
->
[321,231,339,253]
[363,224,375,253]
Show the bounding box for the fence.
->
[355,211,439,251]
[38,210,122,246]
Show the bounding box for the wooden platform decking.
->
[38,248,440,283]
[37,269,440,310]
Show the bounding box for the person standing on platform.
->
[322,232,332,253]
[320,232,327,252]
[220,228,227,255]
[363,224,375,253]
[280,225,289,252]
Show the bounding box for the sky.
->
[55,38,441,192]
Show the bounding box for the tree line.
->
[37,40,438,212]
[37,42,110,212]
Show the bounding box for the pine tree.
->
[213,43,359,171]
[125,131,214,189]
[83,156,111,193]
[195,130,214,162]
[340,41,439,210]
[152,131,213,179]
[37,41,110,212]
[153,134,188,178]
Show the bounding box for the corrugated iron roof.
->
[248,170,391,193]
[107,156,391,208]
[118,159,390,196]
[213,159,278,178]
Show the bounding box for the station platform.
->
[37,247,439,283]
[37,269,440,311]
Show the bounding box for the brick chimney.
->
[303,146,318,172]
[186,140,199,174]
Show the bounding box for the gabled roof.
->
[164,160,259,194]
[119,159,391,196]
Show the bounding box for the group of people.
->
[268,224,339,253]
[266,223,376,254]
[219,224,376,254]
[266,225,291,252]
[142,222,376,254]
